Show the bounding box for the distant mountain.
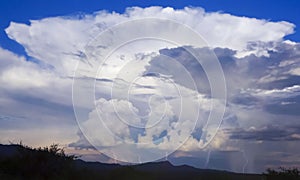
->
[0,144,264,179]
[0,144,19,157]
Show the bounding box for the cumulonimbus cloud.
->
[1,6,300,172]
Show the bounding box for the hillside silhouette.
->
[0,143,293,180]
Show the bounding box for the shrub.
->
[264,167,300,180]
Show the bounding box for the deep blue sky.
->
[0,0,299,56]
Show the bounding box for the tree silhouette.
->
[264,167,300,180]
[0,143,90,179]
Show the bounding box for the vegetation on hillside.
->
[264,167,300,180]
[0,143,299,179]
[0,143,84,179]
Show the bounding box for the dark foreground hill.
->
[0,144,269,180]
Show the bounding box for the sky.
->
[0,0,300,173]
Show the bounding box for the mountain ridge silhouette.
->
[0,144,263,180]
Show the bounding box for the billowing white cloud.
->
[5,6,295,75]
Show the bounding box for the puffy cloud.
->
[75,63,218,162]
